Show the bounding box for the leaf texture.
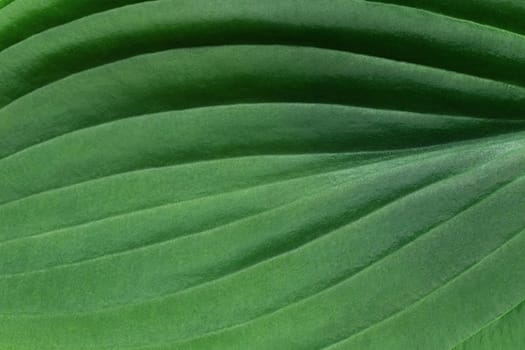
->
[0,0,524,349]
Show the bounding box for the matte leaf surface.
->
[0,1,524,349]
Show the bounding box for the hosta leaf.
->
[1,1,524,349]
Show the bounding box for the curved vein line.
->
[321,225,525,350]
[365,0,525,38]
[0,0,160,53]
[1,99,520,169]
[449,296,525,350]
[0,0,15,11]
[0,101,424,164]
[2,41,523,117]
[3,0,523,60]
[0,148,383,210]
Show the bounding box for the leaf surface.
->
[1,1,524,349]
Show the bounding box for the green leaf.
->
[1,1,524,349]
